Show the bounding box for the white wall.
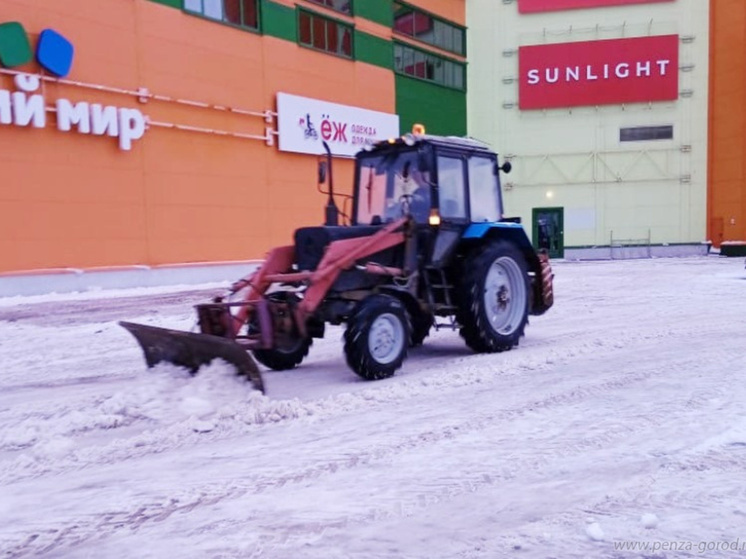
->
[467,0,709,248]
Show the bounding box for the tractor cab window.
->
[437,155,467,220]
[468,156,502,222]
[356,151,432,225]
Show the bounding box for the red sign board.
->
[518,35,679,110]
[518,0,674,13]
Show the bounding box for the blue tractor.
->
[121,127,554,392]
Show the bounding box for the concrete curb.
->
[0,261,262,297]
[564,243,712,261]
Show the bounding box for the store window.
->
[298,10,353,58]
[394,43,465,91]
[184,0,259,30]
[392,2,465,56]
[620,125,674,142]
[305,0,352,16]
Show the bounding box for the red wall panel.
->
[518,0,674,13]
[518,35,679,110]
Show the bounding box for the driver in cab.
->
[384,162,431,223]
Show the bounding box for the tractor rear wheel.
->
[456,241,530,353]
[251,292,312,371]
[344,294,409,380]
[252,336,312,371]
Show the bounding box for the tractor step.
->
[423,267,456,308]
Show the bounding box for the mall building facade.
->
[0,0,466,273]
[467,0,711,259]
[0,0,744,276]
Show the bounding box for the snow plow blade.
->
[119,321,264,393]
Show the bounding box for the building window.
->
[298,10,353,58]
[184,0,259,29]
[438,156,467,219]
[620,125,674,142]
[392,1,465,56]
[394,43,465,90]
[305,0,352,16]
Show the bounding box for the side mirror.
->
[500,161,512,174]
[318,161,327,184]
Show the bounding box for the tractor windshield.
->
[355,150,431,225]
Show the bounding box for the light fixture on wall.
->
[546,190,554,199]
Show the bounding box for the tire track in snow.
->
[0,316,732,484]
[0,288,220,327]
[500,450,746,559]
[3,353,730,558]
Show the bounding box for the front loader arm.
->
[230,245,296,331]
[197,217,409,343]
[298,217,410,318]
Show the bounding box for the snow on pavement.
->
[0,256,745,558]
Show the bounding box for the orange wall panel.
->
[0,0,396,272]
[708,0,746,244]
[406,0,466,26]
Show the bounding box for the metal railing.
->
[610,229,652,259]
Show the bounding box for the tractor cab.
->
[351,126,511,229]
[350,125,513,267]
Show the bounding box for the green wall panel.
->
[0,22,33,67]
[147,0,181,8]
[395,75,466,136]
[261,0,297,42]
[354,0,393,27]
[354,31,393,69]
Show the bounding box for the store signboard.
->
[276,92,400,157]
[518,0,674,13]
[0,21,146,150]
[519,35,679,110]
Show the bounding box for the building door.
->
[532,207,564,259]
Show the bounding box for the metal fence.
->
[610,229,652,260]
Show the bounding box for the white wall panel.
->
[467,0,709,248]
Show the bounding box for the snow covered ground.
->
[1,256,745,559]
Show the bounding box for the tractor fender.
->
[377,285,423,325]
[460,222,553,316]
[461,222,541,274]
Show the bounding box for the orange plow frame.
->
[121,217,411,393]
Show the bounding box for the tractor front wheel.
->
[344,294,409,381]
[457,241,530,353]
[251,292,312,371]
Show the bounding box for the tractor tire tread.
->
[344,294,409,381]
[455,240,529,354]
[252,338,312,371]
